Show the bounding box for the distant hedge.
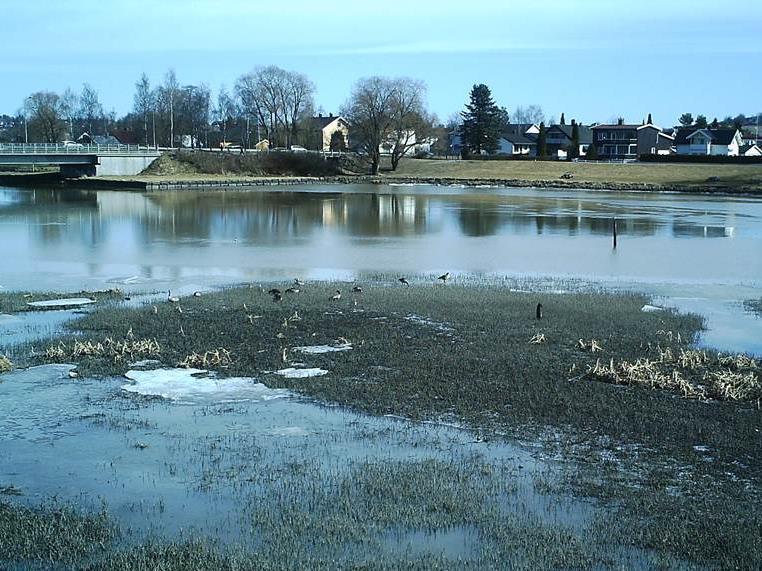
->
[174,150,341,176]
[639,154,762,164]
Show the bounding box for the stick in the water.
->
[612,217,618,249]
[536,303,543,320]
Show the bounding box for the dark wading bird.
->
[352,286,363,293]
[536,303,543,320]
[398,277,410,286]
[272,292,283,303]
[330,290,342,301]
[438,272,450,284]
[268,288,282,296]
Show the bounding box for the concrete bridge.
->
[0,143,161,177]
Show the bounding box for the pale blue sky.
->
[2,0,760,125]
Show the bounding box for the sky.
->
[1,0,761,126]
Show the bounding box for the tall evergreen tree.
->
[586,141,598,159]
[460,84,501,155]
[695,115,708,129]
[537,122,547,157]
[560,112,566,125]
[569,120,580,159]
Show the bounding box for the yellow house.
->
[313,115,349,152]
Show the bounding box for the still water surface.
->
[1,183,761,353]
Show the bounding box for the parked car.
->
[290,145,308,153]
[62,141,84,149]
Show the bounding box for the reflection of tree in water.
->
[141,191,431,242]
[457,203,504,237]
[3,189,100,246]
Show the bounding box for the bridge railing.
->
[0,143,159,155]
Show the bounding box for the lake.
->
[1,183,761,354]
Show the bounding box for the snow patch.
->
[292,344,352,354]
[27,298,95,308]
[641,304,665,313]
[122,368,290,403]
[405,314,455,333]
[274,367,328,378]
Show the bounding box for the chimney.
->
[329,112,333,118]
[617,117,624,126]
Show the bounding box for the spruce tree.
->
[460,84,501,155]
[569,121,580,159]
[537,122,547,158]
[586,142,598,160]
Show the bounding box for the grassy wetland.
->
[1,281,761,569]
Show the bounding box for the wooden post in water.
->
[536,303,543,320]
[612,217,618,249]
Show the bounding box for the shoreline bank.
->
[2,171,761,195]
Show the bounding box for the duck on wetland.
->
[167,291,180,303]
[330,290,342,301]
[398,277,410,286]
[438,272,450,284]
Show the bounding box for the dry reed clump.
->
[43,338,161,363]
[0,355,12,373]
[584,344,761,402]
[578,338,603,353]
[529,333,547,344]
[177,348,232,369]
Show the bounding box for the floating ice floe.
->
[27,298,95,309]
[641,304,665,313]
[122,368,290,403]
[274,367,328,378]
[292,343,352,354]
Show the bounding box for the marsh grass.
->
[0,501,116,565]
[6,282,762,569]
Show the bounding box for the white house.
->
[675,128,743,156]
[497,131,536,156]
[740,144,762,157]
[312,114,350,152]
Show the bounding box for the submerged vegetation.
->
[2,282,761,569]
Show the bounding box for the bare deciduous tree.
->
[387,78,431,170]
[235,66,315,148]
[78,83,103,136]
[133,74,154,146]
[512,104,545,125]
[341,77,398,175]
[24,92,65,142]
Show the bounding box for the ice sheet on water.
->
[122,368,291,403]
[292,344,352,354]
[27,298,95,308]
[274,367,329,378]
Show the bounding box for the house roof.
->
[546,124,593,144]
[504,123,537,135]
[314,115,345,129]
[591,124,641,130]
[501,131,536,146]
[740,144,761,154]
[675,128,739,146]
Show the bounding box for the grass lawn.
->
[391,158,762,189]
